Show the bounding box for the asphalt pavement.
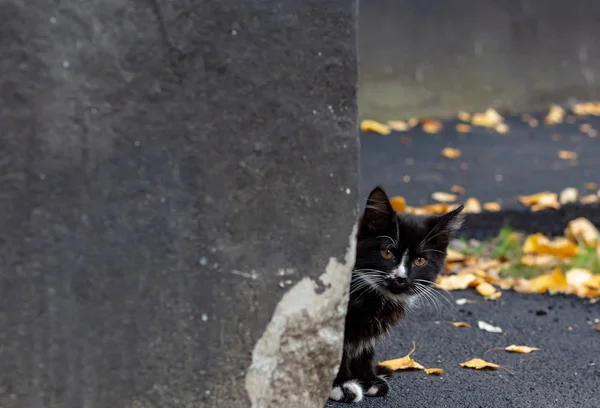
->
[326,290,599,408]
[329,112,600,407]
[359,113,600,239]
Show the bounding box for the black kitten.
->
[329,186,464,403]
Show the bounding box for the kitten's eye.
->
[413,257,427,267]
[381,249,394,260]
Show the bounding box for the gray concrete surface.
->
[327,290,600,408]
[0,1,359,407]
[359,0,600,121]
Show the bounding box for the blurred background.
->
[356,0,600,238]
[359,0,600,121]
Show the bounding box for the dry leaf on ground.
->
[478,321,503,333]
[451,185,465,194]
[446,248,466,262]
[518,191,559,211]
[572,102,600,116]
[424,368,444,375]
[450,322,471,328]
[559,188,579,204]
[360,120,391,135]
[565,217,599,247]
[436,273,477,291]
[483,202,501,212]
[503,345,540,354]
[422,119,443,134]
[459,358,512,374]
[389,196,407,213]
[456,123,472,133]
[518,267,569,294]
[595,324,600,331]
[558,150,577,160]
[457,111,471,122]
[442,147,462,159]
[545,104,566,125]
[464,197,482,213]
[432,192,458,203]
[471,108,503,128]
[522,233,579,259]
[387,120,411,132]
[476,282,502,299]
[377,341,424,371]
[584,182,598,190]
[520,254,557,267]
[580,194,600,204]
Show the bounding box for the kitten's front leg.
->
[350,349,391,398]
[330,350,364,403]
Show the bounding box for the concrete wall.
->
[359,0,600,120]
[0,1,359,407]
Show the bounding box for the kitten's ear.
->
[426,205,465,244]
[360,186,396,232]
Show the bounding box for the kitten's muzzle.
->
[386,277,410,294]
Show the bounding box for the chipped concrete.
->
[245,224,358,408]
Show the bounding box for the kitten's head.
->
[354,186,464,301]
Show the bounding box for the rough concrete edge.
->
[245,222,358,408]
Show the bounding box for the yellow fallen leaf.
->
[565,217,599,247]
[389,196,407,213]
[522,233,579,259]
[483,202,501,212]
[558,150,577,160]
[566,268,593,289]
[595,324,600,331]
[464,197,482,213]
[446,248,466,262]
[471,108,503,128]
[580,194,600,204]
[457,111,471,122]
[525,267,569,294]
[584,182,598,190]
[580,123,598,137]
[377,341,425,371]
[495,123,510,134]
[450,321,471,328]
[442,147,462,159]
[572,102,600,116]
[436,273,477,291]
[459,358,512,374]
[545,104,566,125]
[424,368,444,375]
[476,282,499,298]
[432,192,458,203]
[520,254,557,267]
[504,345,540,354]
[456,123,472,133]
[421,203,450,214]
[518,191,559,209]
[559,188,579,204]
[451,185,465,194]
[361,120,391,135]
[387,120,411,132]
[422,119,443,134]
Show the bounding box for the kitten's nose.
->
[388,277,409,294]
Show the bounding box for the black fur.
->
[330,186,464,403]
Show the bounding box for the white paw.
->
[342,380,363,403]
[329,380,364,403]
